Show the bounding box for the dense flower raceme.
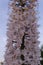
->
[3,0,41,65]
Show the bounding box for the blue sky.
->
[0,0,43,61]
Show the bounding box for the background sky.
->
[0,0,43,62]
